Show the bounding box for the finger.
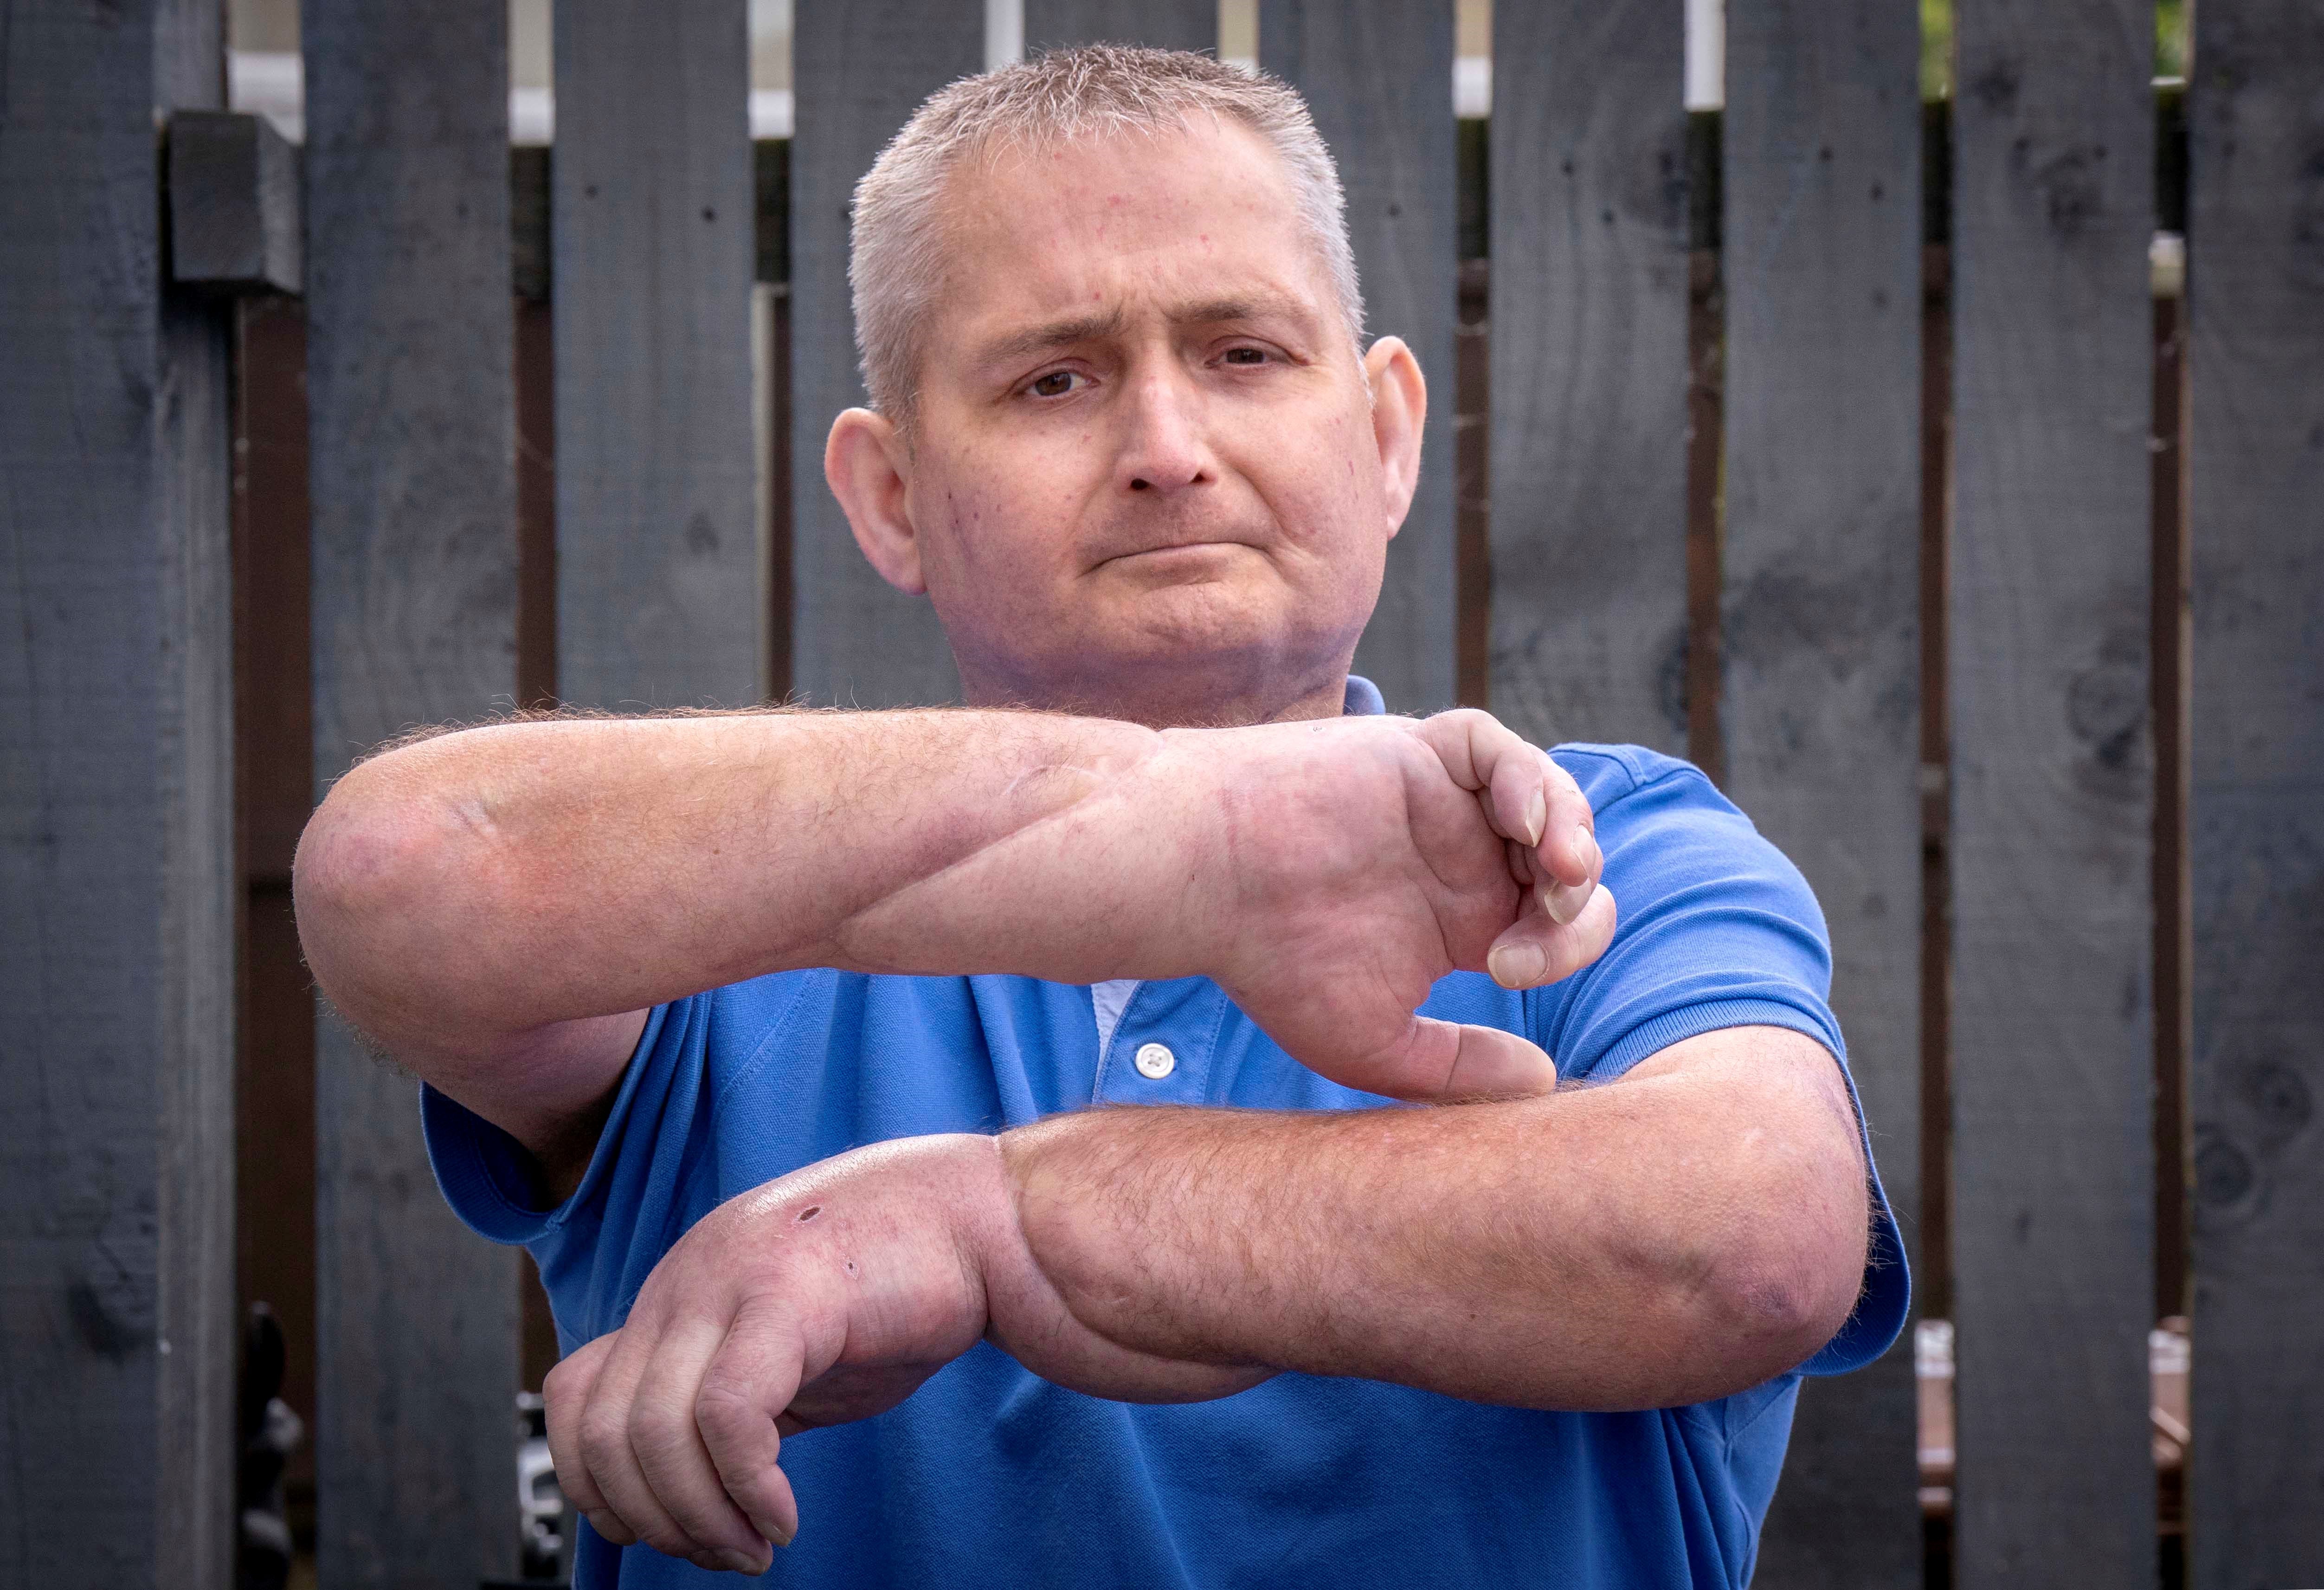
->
[1320,1008,1558,1101]
[573,1320,692,1557]
[1535,750,1600,889]
[545,1335,617,1524]
[1489,885,1619,989]
[628,1312,776,1572]
[695,1295,811,1549]
[1416,710,1546,845]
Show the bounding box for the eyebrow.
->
[968,290,1322,371]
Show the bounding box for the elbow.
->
[292,753,485,1031]
[1697,1183,1869,1386]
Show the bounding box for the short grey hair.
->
[849,44,1365,425]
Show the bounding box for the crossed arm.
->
[294,705,1871,1575]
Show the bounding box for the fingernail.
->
[1544,877,1590,925]
[1525,788,1546,847]
[1488,942,1547,989]
[1576,824,1597,872]
[719,1547,770,1574]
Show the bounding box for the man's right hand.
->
[1170,708,1613,1100]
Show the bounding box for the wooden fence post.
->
[303,2,521,1582]
[789,2,983,708]
[1265,0,1460,715]
[555,0,760,711]
[1949,2,2157,1584]
[1023,0,1215,53]
[2187,2,2324,1581]
[1488,0,1689,750]
[0,5,236,1584]
[1719,3,1925,1584]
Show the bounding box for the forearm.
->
[295,708,1187,1054]
[988,1029,1870,1410]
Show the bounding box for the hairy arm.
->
[294,707,1609,1185]
[546,1025,1871,1570]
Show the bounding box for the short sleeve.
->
[1536,745,1910,1378]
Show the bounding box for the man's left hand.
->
[543,1132,1261,1573]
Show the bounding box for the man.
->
[296,45,1905,1589]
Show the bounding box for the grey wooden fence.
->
[6,1,2319,1586]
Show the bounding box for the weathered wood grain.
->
[168,110,302,295]
[556,0,761,710]
[303,1,521,1582]
[1266,0,1458,714]
[1488,0,1688,747]
[790,2,982,707]
[2187,2,2324,1581]
[1023,0,1215,53]
[0,1,236,1584]
[1948,2,2156,1584]
[1719,3,1923,1582]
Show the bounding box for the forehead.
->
[927,116,1339,352]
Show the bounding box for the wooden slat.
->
[1729,6,1924,1580]
[1718,3,1923,1583]
[1948,3,2155,1584]
[1265,0,1458,714]
[555,0,760,710]
[2187,2,2324,1580]
[303,3,521,1583]
[1488,0,1688,748]
[1022,0,1215,53]
[790,2,983,708]
[0,2,237,1582]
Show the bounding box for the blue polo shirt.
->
[425,681,1908,1590]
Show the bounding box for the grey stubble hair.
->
[847,44,1367,428]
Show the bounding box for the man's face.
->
[827,116,1424,726]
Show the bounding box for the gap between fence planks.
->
[1023,0,1215,55]
[554,0,760,712]
[1719,3,1925,1584]
[303,1,523,1583]
[2188,1,2324,1581]
[788,2,982,708]
[1487,0,1689,752]
[1265,0,1459,716]
[1948,1,2158,1584]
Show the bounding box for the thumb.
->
[1333,1013,1559,1102]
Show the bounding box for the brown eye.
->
[1222,347,1268,366]
[1030,370,1079,397]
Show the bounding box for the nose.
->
[1114,365,1216,496]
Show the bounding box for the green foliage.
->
[1919,0,2188,100]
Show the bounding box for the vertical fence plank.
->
[1719,2,1924,1582]
[1489,0,1688,749]
[1265,0,1457,714]
[556,0,760,710]
[1,4,236,1583]
[2188,2,2324,1580]
[1949,2,2156,1584]
[304,2,520,1582]
[790,3,982,708]
[1023,0,1215,53]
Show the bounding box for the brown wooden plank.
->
[790,2,982,708]
[1948,2,2156,1583]
[1265,0,1458,714]
[555,0,760,710]
[303,1,522,1581]
[1488,0,1688,749]
[2187,2,2324,1580]
[1718,3,1924,1582]
[0,1,237,1581]
[1023,0,1215,53]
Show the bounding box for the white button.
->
[1133,1042,1176,1080]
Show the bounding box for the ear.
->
[824,407,926,595]
[1362,336,1427,543]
